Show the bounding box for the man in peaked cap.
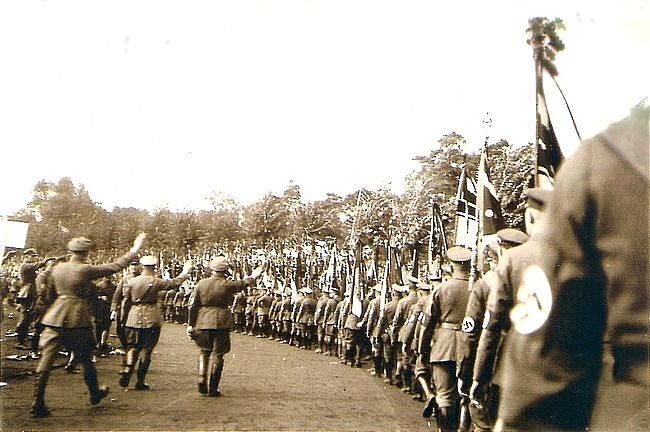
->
[111,260,141,353]
[469,189,550,423]
[313,287,331,353]
[419,245,472,431]
[379,284,403,385]
[30,233,146,418]
[295,287,317,349]
[119,255,192,391]
[321,286,341,355]
[187,256,265,397]
[15,248,55,350]
[498,108,649,431]
[393,275,421,391]
[356,283,383,376]
[456,228,528,432]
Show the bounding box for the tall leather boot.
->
[438,405,460,432]
[119,349,136,388]
[197,352,209,394]
[83,360,110,405]
[30,371,51,418]
[371,357,382,376]
[383,363,394,385]
[401,368,413,394]
[208,356,224,397]
[135,355,151,390]
[395,360,404,388]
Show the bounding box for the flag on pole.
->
[454,166,478,249]
[428,202,448,280]
[536,66,564,189]
[477,146,505,240]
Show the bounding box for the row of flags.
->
[453,56,572,265]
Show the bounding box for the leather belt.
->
[440,322,460,331]
[58,295,82,299]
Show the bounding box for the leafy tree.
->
[22,178,108,254]
[527,17,565,77]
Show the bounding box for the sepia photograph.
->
[1,1,648,431]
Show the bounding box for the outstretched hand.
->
[250,261,267,280]
[131,232,147,253]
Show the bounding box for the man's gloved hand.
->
[186,325,195,339]
[110,310,117,321]
[470,380,488,404]
[458,378,471,398]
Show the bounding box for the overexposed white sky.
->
[1,1,648,215]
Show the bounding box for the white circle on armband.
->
[510,264,553,335]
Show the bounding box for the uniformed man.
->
[267,289,281,340]
[313,287,331,353]
[379,285,403,385]
[29,233,146,418]
[357,283,383,376]
[420,246,472,431]
[468,190,549,429]
[173,286,187,324]
[414,275,442,405]
[95,275,116,357]
[119,255,192,390]
[16,249,54,350]
[496,108,649,431]
[400,280,433,398]
[393,275,421,391]
[278,289,293,344]
[295,287,317,349]
[322,286,341,356]
[163,286,176,322]
[457,228,528,431]
[186,256,264,396]
[231,288,247,333]
[255,287,273,338]
[111,260,141,353]
[30,258,62,359]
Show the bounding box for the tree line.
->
[10,133,534,258]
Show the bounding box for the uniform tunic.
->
[188,274,254,353]
[424,277,470,407]
[498,110,649,431]
[123,274,186,348]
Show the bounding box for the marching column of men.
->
[4,109,647,429]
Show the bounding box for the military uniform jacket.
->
[314,295,330,324]
[473,240,544,384]
[323,298,339,325]
[378,299,398,338]
[41,252,136,328]
[457,274,494,381]
[336,298,349,329]
[359,296,381,337]
[427,277,470,363]
[124,274,187,328]
[395,292,419,342]
[399,299,423,347]
[111,273,136,312]
[173,289,185,307]
[268,298,279,320]
[256,293,273,316]
[499,113,649,430]
[18,259,49,308]
[232,291,247,314]
[296,296,317,325]
[188,275,255,330]
[279,298,293,321]
[164,289,176,306]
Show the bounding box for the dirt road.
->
[2,321,435,431]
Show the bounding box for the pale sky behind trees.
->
[1,1,648,216]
